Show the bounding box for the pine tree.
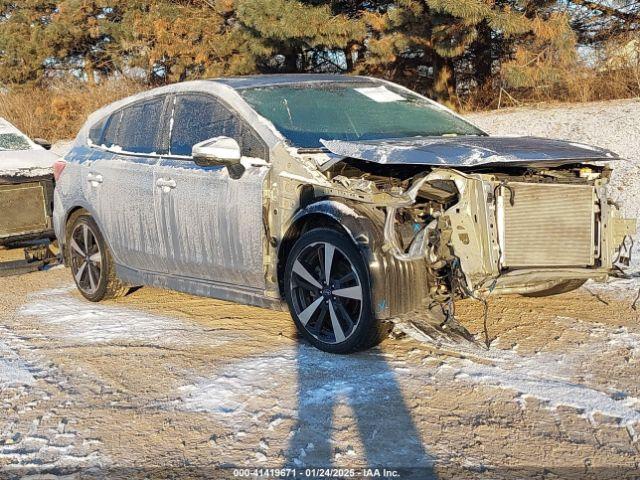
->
[234,0,366,73]
[501,12,579,94]
[122,0,260,84]
[0,1,128,84]
[356,0,532,104]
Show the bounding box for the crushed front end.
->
[316,154,636,319]
[395,165,637,301]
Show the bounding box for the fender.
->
[282,199,430,319]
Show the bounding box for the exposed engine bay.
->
[275,146,637,324]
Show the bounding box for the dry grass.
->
[462,65,640,112]
[0,79,145,142]
[463,35,640,112]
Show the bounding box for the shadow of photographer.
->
[284,342,437,479]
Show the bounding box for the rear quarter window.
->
[88,117,108,145]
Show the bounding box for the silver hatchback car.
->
[54,75,636,353]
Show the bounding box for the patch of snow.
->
[0,341,35,387]
[19,287,245,346]
[179,345,397,416]
[177,344,433,467]
[0,149,58,176]
[583,277,640,302]
[426,315,640,429]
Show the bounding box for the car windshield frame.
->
[238,80,486,148]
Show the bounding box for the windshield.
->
[239,81,485,148]
[0,133,32,151]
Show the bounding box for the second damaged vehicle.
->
[54,75,636,353]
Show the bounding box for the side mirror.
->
[33,138,52,150]
[192,136,245,179]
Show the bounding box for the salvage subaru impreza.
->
[53,75,636,353]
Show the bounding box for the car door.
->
[83,95,169,272]
[155,93,270,289]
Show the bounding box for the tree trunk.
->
[85,59,95,84]
[283,49,299,72]
[472,20,492,87]
[432,54,457,104]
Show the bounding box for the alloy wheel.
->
[289,242,363,344]
[70,222,103,295]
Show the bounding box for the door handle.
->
[87,172,103,186]
[156,178,177,192]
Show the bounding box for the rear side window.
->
[101,96,167,154]
[169,94,267,159]
[88,116,107,145]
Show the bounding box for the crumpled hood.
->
[320,136,619,168]
[0,149,59,177]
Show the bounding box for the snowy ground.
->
[0,100,639,479]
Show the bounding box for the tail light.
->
[53,160,67,181]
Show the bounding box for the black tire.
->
[284,228,386,354]
[66,212,129,302]
[522,279,587,297]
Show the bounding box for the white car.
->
[0,118,59,246]
[53,75,635,353]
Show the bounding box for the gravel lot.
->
[1,100,639,479]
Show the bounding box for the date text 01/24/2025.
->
[232,468,403,478]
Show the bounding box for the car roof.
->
[210,74,376,90]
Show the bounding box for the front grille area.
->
[500,182,596,268]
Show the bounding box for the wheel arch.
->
[277,198,432,319]
[277,200,377,295]
[61,206,90,264]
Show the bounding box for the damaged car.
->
[0,118,60,272]
[53,75,636,353]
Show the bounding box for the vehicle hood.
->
[0,149,59,177]
[319,136,619,168]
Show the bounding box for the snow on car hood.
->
[0,149,59,177]
[320,135,620,168]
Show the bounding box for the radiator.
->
[0,182,50,238]
[498,182,596,268]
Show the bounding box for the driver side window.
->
[169,94,267,159]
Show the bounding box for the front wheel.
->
[284,228,386,354]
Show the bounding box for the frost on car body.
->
[53,75,637,353]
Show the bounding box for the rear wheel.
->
[284,228,386,354]
[523,279,586,297]
[67,213,128,301]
